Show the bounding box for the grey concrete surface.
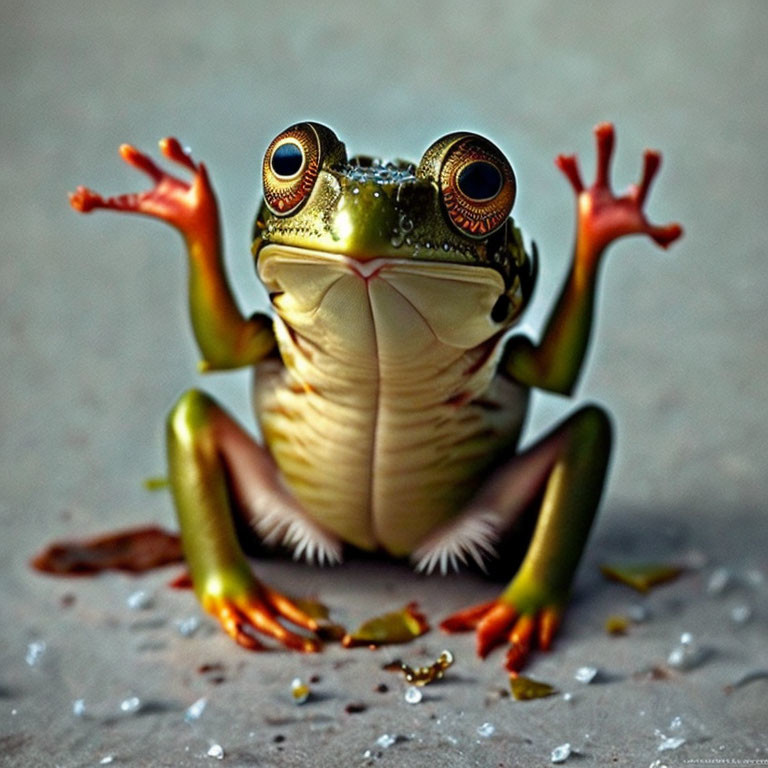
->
[2,1,767,765]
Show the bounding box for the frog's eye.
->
[263,122,344,216]
[420,133,516,238]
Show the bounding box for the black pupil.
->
[457,161,502,201]
[271,142,303,177]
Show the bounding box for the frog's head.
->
[253,122,536,326]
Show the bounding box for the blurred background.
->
[1,1,766,763]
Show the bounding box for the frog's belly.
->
[254,248,528,556]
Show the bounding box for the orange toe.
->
[440,600,497,633]
[476,602,517,658]
[505,614,535,672]
[539,607,562,651]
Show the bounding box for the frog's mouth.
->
[257,244,509,353]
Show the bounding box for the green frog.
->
[69,122,682,671]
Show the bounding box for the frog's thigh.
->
[413,404,612,583]
[166,390,341,590]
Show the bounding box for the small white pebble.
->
[119,696,142,714]
[655,725,687,752]
[25,640,47,667]
[656,734,686,752]
[562,692,574,703]
[126,590,154,611]
[730,604,753,625]
[184,697,207,723]
[404,686,422,705]
[574,666,598,684]
[375,734,397,749]
[99,757,114,765]
[476,722,495,738]
[744,568,765,588]
[175,616,201,637]
[207,743,224,760]
[667,632,704,670]
[706,567,731,595]
[551,742,572,763]
[72,699,85,717]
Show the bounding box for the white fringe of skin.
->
[246,493,342,567]
[411,509,500,575]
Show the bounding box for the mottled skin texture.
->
[69,123,682,671]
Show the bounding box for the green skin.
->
[69,124,682,669]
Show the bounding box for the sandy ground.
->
[2,1,767,765]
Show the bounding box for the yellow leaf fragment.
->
[605,614,630,635]
[509,673,557,701]
[600,562,683,593]
[342,602,429,648]
[143,475,170,491]
[291,596,346,641]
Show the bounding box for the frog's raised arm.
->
[503,123,683,395]
[69,138,275,371]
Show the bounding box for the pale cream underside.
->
[254,245,528,556]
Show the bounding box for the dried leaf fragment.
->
[600,562,683,593]
[342,602,429,648]
[143,475,170,491]
[30,526,183,575]
[509,673,557,701]
[290,596,346,641]
[605,614,630,635]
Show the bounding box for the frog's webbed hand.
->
[504,123,683,395]
[439,404,611,672]
[167,389,342,653]
[69,139,274,371]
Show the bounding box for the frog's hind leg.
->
[434,403,612,671]
[167,389,341,651]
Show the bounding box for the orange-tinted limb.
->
[504,122,683,395]
[69,138,274,370]
[166,388,331,653]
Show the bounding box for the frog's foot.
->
[556,123,683,258]
[201,578,321,653]
[69,138,217,242]
[440,594,562,672]
[168,389,340,653]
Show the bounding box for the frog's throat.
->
[254,244,525,556]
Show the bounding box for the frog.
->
[69,121,682,671]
